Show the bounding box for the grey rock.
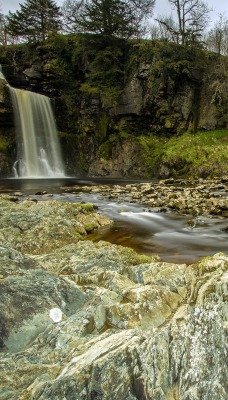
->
[0,197,111,254]
[0,247,89,352]
[0,196,227,399]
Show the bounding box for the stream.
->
[0,177,227,264]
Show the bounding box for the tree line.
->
[0,0,228,55]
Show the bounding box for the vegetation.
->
[0,136,14,153]
[1,0,228,179]
[0,0,228,55]
[6,0,62,43]
[61,0,155,38]
[139,130,228,178]
[155,0,210,46]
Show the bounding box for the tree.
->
[62,0,155,38]
[157,0,211,46]
[151,15,179,42]
[205,14,228,55]
[0,13,8,45]
[6,0,62,43]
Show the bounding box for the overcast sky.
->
[1,0,228,27]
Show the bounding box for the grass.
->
[161,130,228,177]
[138,129,228,178]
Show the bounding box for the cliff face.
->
[0,38,227,177]
[0,78,15,177]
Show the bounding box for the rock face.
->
[0,78,16,176]
[0,40,227,178]
[88,138,149,177]
[0,196,227,399]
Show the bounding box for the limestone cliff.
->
[0,38,228,177]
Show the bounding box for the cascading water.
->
[10,87,65,178]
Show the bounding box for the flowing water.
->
[0,66,65,178]
[0,178,227,264]
[0,65,227,264]
[10,88,65,178]
[71,193,228,264]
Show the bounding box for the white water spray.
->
[0,68,5,81]
[10,87,65,178]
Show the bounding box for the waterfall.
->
[0,69,5,81]
[9,87,65,178]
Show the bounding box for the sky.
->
[1,0,228,27]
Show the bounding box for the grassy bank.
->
[140,129,228,178]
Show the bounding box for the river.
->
[0,177,227,264]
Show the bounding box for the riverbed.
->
[0,177,227,264]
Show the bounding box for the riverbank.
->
[0,180,227,399]
[1,176,228,264]
[61,176,228,217]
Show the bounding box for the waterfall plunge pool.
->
[0,177,227,265]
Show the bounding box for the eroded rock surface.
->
[0,196,227,399]
[0,197,111,254]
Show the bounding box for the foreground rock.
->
[0,195,227,399]
[0,197,111,254]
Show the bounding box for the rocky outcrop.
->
[0,244,227,399]
[0,196,111,254]
[0,194,227,399]
[0,79,13,126]
[0,246,89,353]
[88,137,149,177]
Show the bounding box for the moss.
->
[138,135,164,175]
[80,83,100,95]
[99,141,112,159]
[74,203,95,212]
[160,129,228,177]
[0,136,15,154]
[72,231,83,239]
[96,114,110,142]
[165,119,172,129]
[83,223,99,232]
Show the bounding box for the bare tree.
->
[204,14,228,55]
[157,0,211,46]
[152,15,179,42]
[0,13,7,44]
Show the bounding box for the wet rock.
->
[0,247,226,399]
[0,192,227,399]
[0,197,112,254]
[69,177,228,217]
[23,65,42,80]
